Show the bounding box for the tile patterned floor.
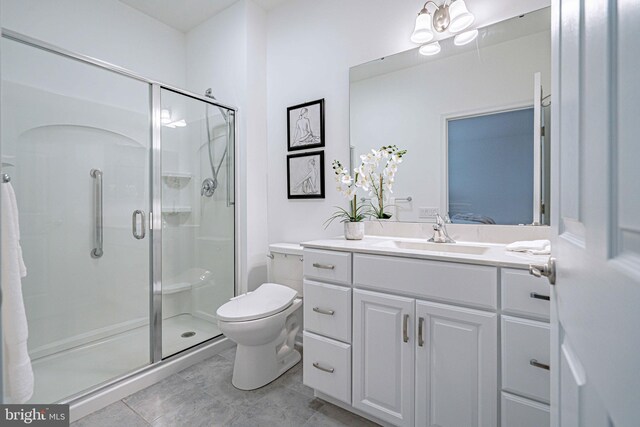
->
[72,346,378,427]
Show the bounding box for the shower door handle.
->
[90,169,103,258]
[132,210,146,240]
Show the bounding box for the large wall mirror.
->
[350,7,551,225]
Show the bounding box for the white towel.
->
[506,239,551,255]
[1,182,34,403]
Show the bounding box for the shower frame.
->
[0,29,240,408]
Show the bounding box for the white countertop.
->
[301,236,549,269]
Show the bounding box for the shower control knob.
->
[201,178,217,197]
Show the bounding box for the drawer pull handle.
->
[403,314,409,343]
[313,307,335,316]
[418,317,425,347]
[312,263,335,270]
[530,359,550,371]
[313,362,335,373]
[530,292,550,301]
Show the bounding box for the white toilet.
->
[216,243,303,390]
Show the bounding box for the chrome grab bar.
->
[312,362,334,373]
[312,263,335,270]
[530,292,550,301]
[313,307,335,316]
[132,210,146,240]
[530,359,550,371]
[403,314,409,343]
[90,169,103,258]
[418,317,425,347]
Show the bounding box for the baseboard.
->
[314,391,394,427]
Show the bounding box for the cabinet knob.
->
[312,307,335,316]
[313,362,335,373]
[530,359,550,371]
[529,292,550,301]
[403,314,410,343]
[312,263,335,270]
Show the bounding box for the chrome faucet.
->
[428,213,455,243]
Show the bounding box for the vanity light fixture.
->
[419,41,442,56]
[453,29,479,46]
[411,0,475,43]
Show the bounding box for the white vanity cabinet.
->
[499,269,551,427]
[351,289,498,427]
[302,245,551,427]
[415,300,497,427]
[352,289,415,426]
[302,249,354,405]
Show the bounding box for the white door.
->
[548,0,640,426]
[352,289,414,426]
[415,300,497,427]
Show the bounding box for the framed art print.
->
[287,151,325,199]
[287,99,325,151]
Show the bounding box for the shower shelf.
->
[162,206,192,215]
[162,172,192,187]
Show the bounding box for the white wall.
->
[186,0,268,293]
[1,0,186,86]
[266,0,550,243]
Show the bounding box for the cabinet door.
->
[353,289,415,427]
[415,300,497,427]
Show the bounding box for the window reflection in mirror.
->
[447,108,534,225]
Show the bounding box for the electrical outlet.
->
[419,207,439,218]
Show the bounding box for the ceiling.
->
[118,0,289,33]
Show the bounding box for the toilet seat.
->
[216,283,298,322]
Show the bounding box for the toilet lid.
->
[216,283,298,322]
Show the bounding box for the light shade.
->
[419,41,441,56]
[448,0,475,33]
[411,11,434,44]
[454,29,478,46]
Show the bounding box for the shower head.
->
[204,88,228,121]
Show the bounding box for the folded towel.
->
[506,239,551,255]
[1,182,34,403]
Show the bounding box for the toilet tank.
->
[268,243,303,297]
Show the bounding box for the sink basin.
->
[375,240,489,255]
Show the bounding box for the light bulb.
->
[411,11,434,44]
[419,41,441,56]
[454,29,478,46]
[448,0,475,33]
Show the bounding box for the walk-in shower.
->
[0,30,237,405]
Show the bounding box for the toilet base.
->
[232,346,301,390]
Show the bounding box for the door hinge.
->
[541,125,545,137]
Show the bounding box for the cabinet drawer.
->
[303,331,351,404]
[502,316,550,403]
[304,280,352,343]
[502,268,551,320]
[303,249,352,285]
[501,392,550,427]
[353,254,497,310]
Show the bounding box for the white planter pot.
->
[344,222,365,240]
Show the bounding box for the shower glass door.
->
[1,37,151,403]
[160,88,235,358]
